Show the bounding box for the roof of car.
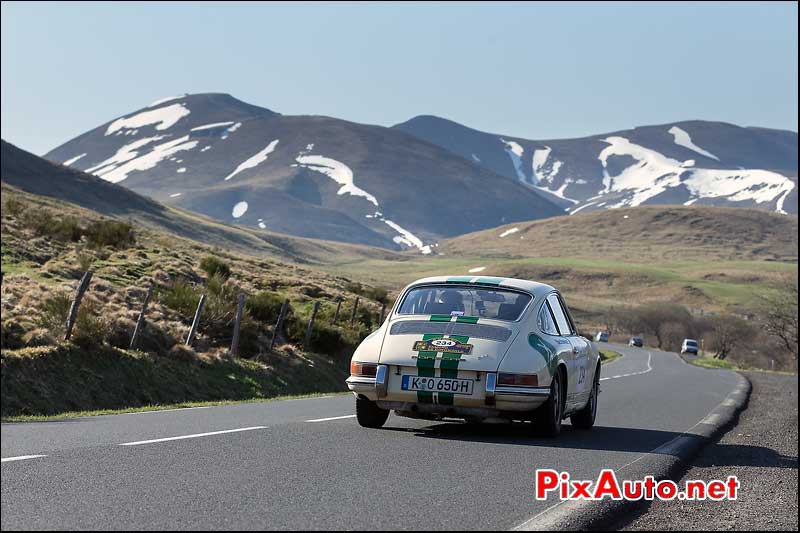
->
[404,276,556,299]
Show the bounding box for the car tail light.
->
[497,373,538,387]
[350,361,378,377]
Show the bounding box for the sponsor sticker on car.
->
[412,338,473,354]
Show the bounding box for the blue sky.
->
[1,1,797,155]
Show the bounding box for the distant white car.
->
[346,276,602,437]
[681,338,699,355]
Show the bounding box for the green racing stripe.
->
[414,315,473,405]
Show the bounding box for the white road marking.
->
[1,455,47,463]
[600,352,652,381]
[305,415,356,423]
[121,406,213,416]
[701,413,723,425]
[119,426,267,446]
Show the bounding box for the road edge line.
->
[512,373,752,531]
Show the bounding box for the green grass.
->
[688,355,740,370]
[1,343,351,419]
[1,392,351,423]
[327,254,794,312]
[598,348,622,364]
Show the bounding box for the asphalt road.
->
[1,344,743,530]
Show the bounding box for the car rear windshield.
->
[397,285,532,321]
[686,340,698,346]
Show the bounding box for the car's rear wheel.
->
[355,397,390,428]
[571,365,599,429]
[532,370,563,437]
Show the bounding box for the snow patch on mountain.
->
[224,139,279,181]
[501,138,526,182]
[92,136,198,184]
[86,136,166,174]
[191,122,235,131]
[63,153,86,166]
[293,155,379,206]
[499,227,519,238]
[106,103,191,136]
[668,126,720,161]
[598,136,794,211]
[384,219,425,251]
[232,201,248,218]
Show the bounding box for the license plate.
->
[401,375,474,395]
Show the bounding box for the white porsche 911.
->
[346,276,601,437]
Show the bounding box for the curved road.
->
[1,344,743,530]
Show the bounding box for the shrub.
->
[343,282,390,304]
[37,293,73,337]
[85,219,135,249]
[2,196,25,217]
[71,300,112,349]
[157,278,202,318]
[247,291,285,323]
[199,256,231,280]
[77,250,95,271]
[23,210,83,242]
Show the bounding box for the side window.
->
[557,294,578,335]
[547,293,573,336]
[537,302,559,335]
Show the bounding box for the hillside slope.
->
[2,140,401,265]
[393,116,798,214]
[45,94,563,250]
[441,205,799,262]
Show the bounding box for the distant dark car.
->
[595,331,609,342]
[681,338,699,355]
[628,337,643,347]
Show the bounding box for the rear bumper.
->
[346,365,389,397]
[347,368,549,416]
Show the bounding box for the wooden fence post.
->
[350,297,360,327]
[332,298,342,325]
[185,293,206,346]
[304,301,320,349]
[229,293,246,358]
[269,298,290,352]
[379,302,386,324]
[64,270,93,340]
[129,284,154,349]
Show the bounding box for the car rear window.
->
[686,340,698,346]
[397,285,531,321]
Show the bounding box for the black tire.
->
[355,397,389,428]
[532,370,563,437]
[571,365,600,429]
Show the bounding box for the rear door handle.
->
[572,347,579,354]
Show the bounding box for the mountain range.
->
[394,116,797,215]
[45,94,561,252]
[45,93,797,251]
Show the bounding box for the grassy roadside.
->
[598,348,622,364]
[681,352,798,375]
[1,342,351,419]
[1,392,351,423]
